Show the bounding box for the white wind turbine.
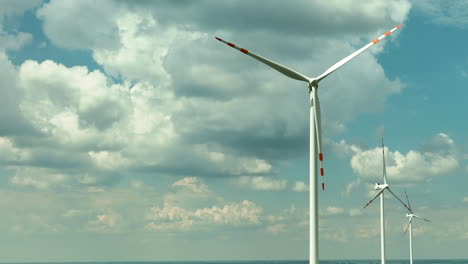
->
[363,138,411,264]
[404,190,430,264]
[215,25,403,264]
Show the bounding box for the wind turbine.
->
[215,25,403,264]
[363,138,411,264]
[404,190,430,264]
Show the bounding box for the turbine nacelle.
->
[308,79,318,90]
[375,183,389,190]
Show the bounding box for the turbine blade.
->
[312,87,324,190]
[382,138,388,185]
[363,188,385,208]
[387,188,411,212]
[414,215,430,222]
[404,217,413,235]
[316,24,403,82]
[215,37,310,82]
[404,189,413,213]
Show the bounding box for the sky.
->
[0,0,467,262]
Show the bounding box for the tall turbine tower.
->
[404,190,430,264]
[363,139,411,264]
[216,25,403,264]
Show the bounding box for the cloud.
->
[237,176,287,191]
[0,0,39,51]
[87,211,121,233]
[348,208,362,217]
[265,224,286,235]
[163,177,216,210]
[0,0,40,16]
[62,209,81,218]
[349,133,459,183]
[354,225,380,239]
[145,200,262,232]
[420,133,456,154]
[292,181,308,192]
[121,0,410,37]
[0,53,36,136]
[10,169,67,189]
[33,0,411,165]
[173,177,209,193]
[323,229,347,242]
[0,2,414,242]
[37,0,123,50]
[323,206,345,216]
[413,0,468,28]
[342,178,361,196]
[463,197,468,203]
[11,57,282,188]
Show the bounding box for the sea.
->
[2,260,467,264]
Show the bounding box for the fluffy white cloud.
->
[354,225,380,239]
[10,167,67,189]
[323,206,345,216]
[237,176,287,191]
[348,208,362,217]
[292,181,308,192]
[342,179,361,196]
[323,229,347,242]
[343,133,460,183]
[265,224,286,235]
[145,200,262,232]
[18,60,132,134]
[37,0,123,50]
[172,177,209,193]
[0,137,28,162]
[87,211,121,233]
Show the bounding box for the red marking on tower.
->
[319,153,323,161]
[322,183,325,191]
[320,168,324,176]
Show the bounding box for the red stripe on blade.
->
[215,37,222,41]
[372,38,380,44]
[240,48,249,54]
[320,168,324,176]
[396,24,403,28]
[319,153,323,161]
[384,31,391,36]
[322,183,325,190]
[228,43,235,47]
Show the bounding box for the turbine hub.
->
[308,79,318,91]
[375,183,388,190]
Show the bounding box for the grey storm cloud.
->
[120,0,407,36]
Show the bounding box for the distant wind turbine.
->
[363,138,411,264]
[216,25,403,264]
[404,190,430,264]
